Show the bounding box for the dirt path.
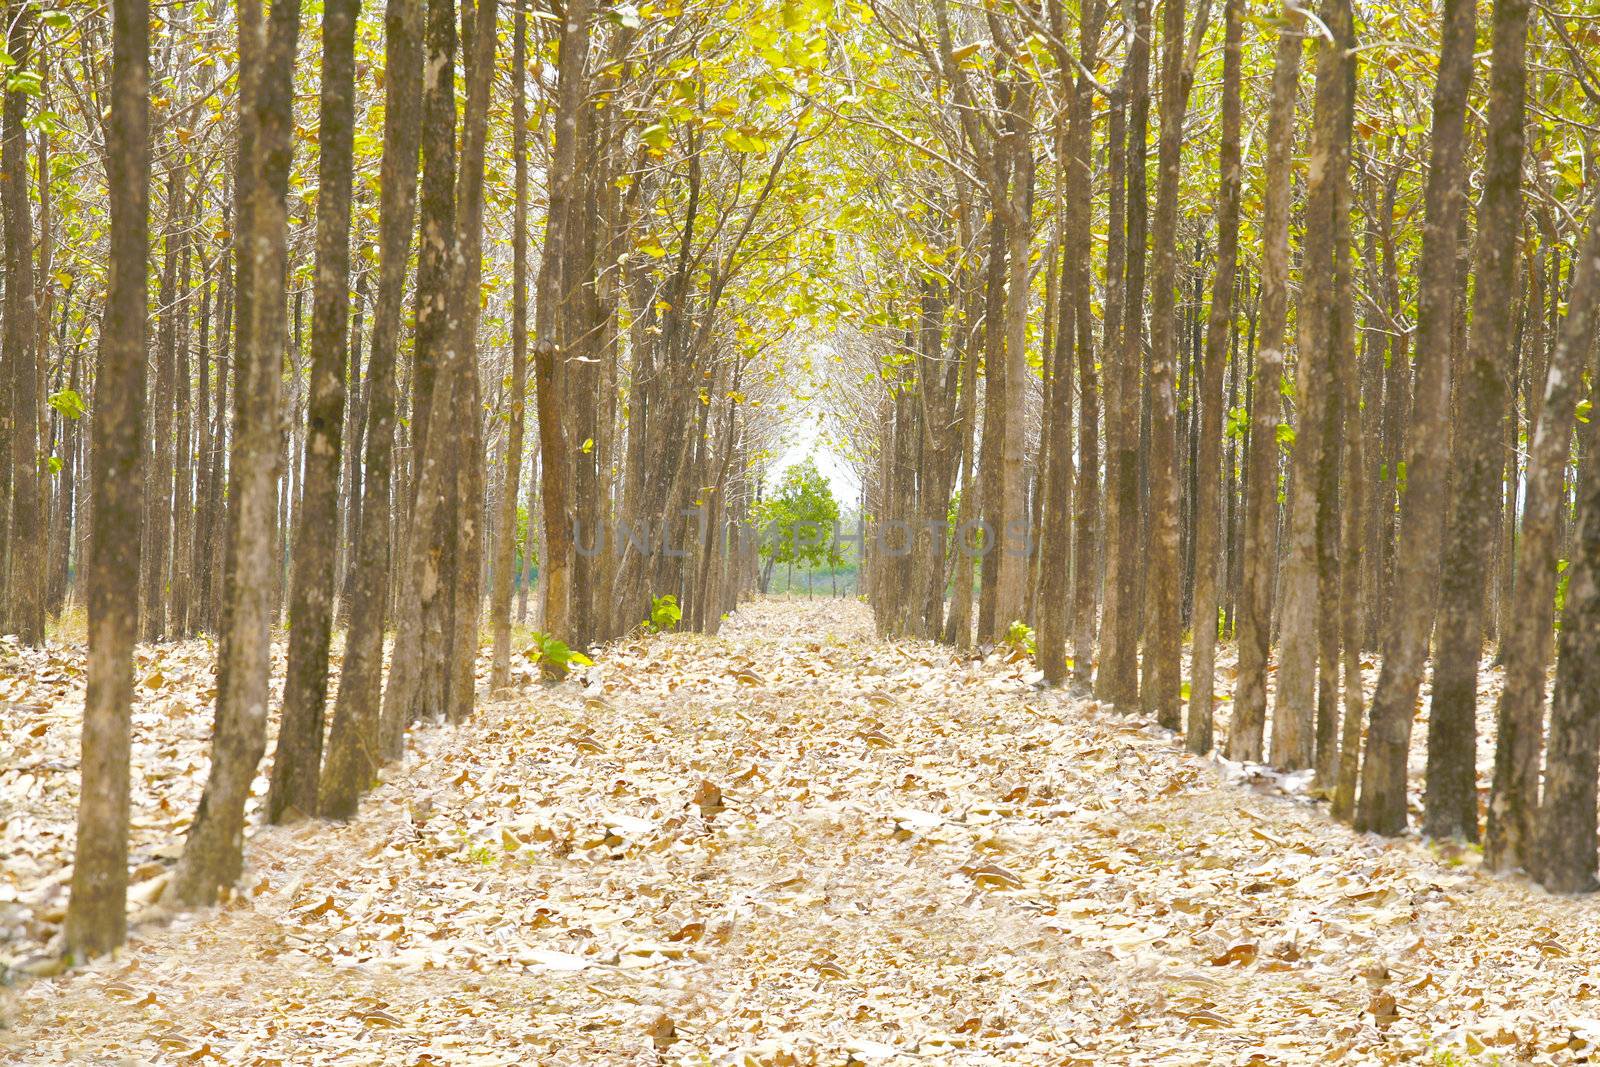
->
[5,599,1600,1065]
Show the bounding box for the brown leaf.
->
[966,863,1023,890]
[1209,943,1258,967]
[693,779,725,818]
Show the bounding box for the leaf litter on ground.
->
[2,599,1600,1064]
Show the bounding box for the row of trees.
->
[818,0,1600,894]
[0,0,833,962]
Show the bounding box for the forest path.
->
[5,598,1599,1065]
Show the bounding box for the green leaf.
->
[722,129,765,153]
[647,593,682,632]
[47,387,85,420]
[6,69,41,96]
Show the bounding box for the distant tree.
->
[755,459,840,593]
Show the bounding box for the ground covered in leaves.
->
[5,599,1600,1064]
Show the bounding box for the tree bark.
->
[1535,406,1600,893]
[532,0,590,645]
[1422,0,1530,842]
[1103,0,1151,713]
[168,0,300,906]
[320,0,424,819]
[1142,0,1208,729]
[378,0,462,756]
[1228,8,1302,762]
[1272,0,1349,771]
[3,0,42,645]
[267,0,360,824]
[1187,0,1242,752]
[490,0,530,691]
[1485,197,1600,869]
[63,0,149,959]
[141,163,181,644]
[1355,0,1476,836]
[1094,78,1128,704]
[444,0,501,722]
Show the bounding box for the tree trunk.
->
[170,234,194,637]
[490,0,530,691]
[1272,0,1349,770]
[320,0,424,820]
[379,0,461,755]
[1355,0,1476,836]
[2,0,43,645]
[1102,0,1150,713]
[63,0,149,959]
[267,0,360,824]
[1486,197,1600,869]
[992,78,1033,638]
[1187,0,1242,752]
[532,0,590,644]
[168,0,300,907]
[141,164,181,644]
[444,0,501,722]
[1328,5,1364,817]
[1535,406,1600,893]
[1423,0,1529,843]
[1228,8,1302,762]
[1092,82,1128,699]
[1141,0,1207,730]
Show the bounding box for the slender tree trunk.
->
[168,226,194,636]
[1535,405,1600,893]
[197,271,231,634]
[167,0,300,907]
[378,0,461,756]
[1104,0,1151,713]
[518,450,536,623]
[1187,0,1242,752]
[190,277,213,632]
[944,279,979,649]
[1094,77,1128,704]
[63,0,149,959]
[1036,0,1094,681]
[141,165,181,644]
[1312,0,1357,791]
[320,0,423,819]
[1329,10,1364,816]
[3,0,42,645]
[267,0,360,824]
[1142,0,1208,730]
[444,0,500,722]
[992,79,1033,638]
[532,0,590,644]
[1228,9,1302,762]
[975,211,1007,641]
[336,281,367,627]
[490,0,529,691]
[1486,199,1600,868]
[1423,0,1529,842]
[1272,0,1349,770]
[1355,0,1476,835]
